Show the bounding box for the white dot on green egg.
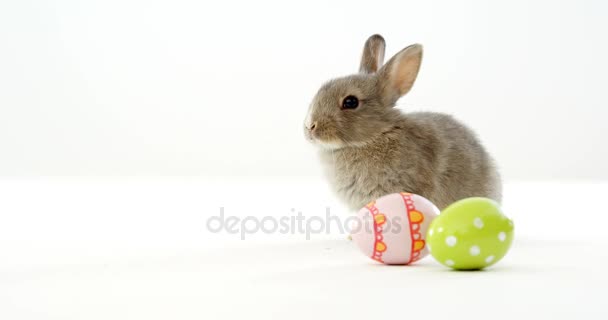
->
[473,217,484,229]
[498,232,507,242]
[429,229,434,236]
[445,236,457,247]
[438,227,444,233]
[485,255,495,263]
[445,259,455,266]
[469,245,481,256]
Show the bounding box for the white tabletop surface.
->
[1,178,606,319]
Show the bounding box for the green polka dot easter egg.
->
[427,198,514,270]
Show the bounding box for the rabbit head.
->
[304,34,423,149]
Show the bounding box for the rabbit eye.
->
[342,96,359,109]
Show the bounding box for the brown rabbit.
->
[304,34,501,211]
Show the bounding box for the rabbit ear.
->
[359,34,386,74]
[378,44,423,103]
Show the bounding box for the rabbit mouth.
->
[309,134,346,150]
[313,139,345,150]
[305,128,342,149]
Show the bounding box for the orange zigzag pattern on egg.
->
[400,192,426,263]
[365,201,386,263]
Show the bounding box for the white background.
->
[1,0,607,180]
[1,178,607,319]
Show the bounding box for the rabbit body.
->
[318,110,501,210]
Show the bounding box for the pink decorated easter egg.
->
[351,192,439,265]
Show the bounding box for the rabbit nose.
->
[307,122,317,132]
